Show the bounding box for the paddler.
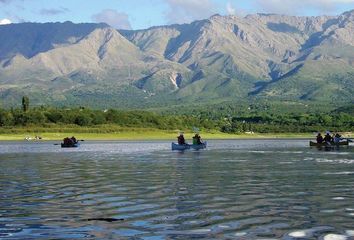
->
[177,132,186,145]
[316,133,323,144]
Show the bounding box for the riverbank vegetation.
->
[0,103,353,139]
[0,128,315,141]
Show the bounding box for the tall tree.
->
[22,96,29,112]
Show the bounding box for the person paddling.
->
[63,136,77,146]
[193,133,202,145]
[316,133,324,144]
[333,133,342,144]
[177,132,186,145]
[324,132,332,144]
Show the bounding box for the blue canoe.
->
[172,142,207,151]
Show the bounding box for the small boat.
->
[309,140,349,147]
[190,142,207,150]
[172,142,207,151]
[61,142,80,148]
[172,143,190,150]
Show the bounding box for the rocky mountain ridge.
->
[0,10,353,108]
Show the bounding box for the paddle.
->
[53,140,84,145]
[87,217,124,222]
[71,139,85,142]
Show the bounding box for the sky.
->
[1,0,354,30]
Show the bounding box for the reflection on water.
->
[0,140,353,239]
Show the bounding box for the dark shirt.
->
[324,134,332,142]
[196,136,202,144]
[63,137,72,145]
[178,135,185,145]
[316,135,323,143]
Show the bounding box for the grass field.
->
[0,126,316,141]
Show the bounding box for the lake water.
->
[0,140,353,239]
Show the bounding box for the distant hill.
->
[333,104,354,115]
[1,11,354,108]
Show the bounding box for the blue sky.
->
[1,0,354,29]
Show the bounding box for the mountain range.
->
[0,10,354,108]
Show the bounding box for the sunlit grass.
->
[0,126,314,141]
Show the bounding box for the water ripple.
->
[0,140,354,239]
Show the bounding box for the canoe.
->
[309,141,349,147]
[171,143,191,150]
[61,142,80,148]
[171,142,207,151]
[190,142,207,150]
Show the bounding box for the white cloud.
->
[329,0,354,2]
[92,9,132,30]
[0,18,11,25]
[40,7,69,16]
[255,0,354,15]
[165,0,216,24]
[226,2,236,15]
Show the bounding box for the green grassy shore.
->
[0,126,319,141]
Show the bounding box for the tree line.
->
[0,107,353,133]
[0,97,353,133]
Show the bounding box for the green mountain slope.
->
[0,11,354,108]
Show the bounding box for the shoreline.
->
[0,132,319,141]
[0,128,351,141]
